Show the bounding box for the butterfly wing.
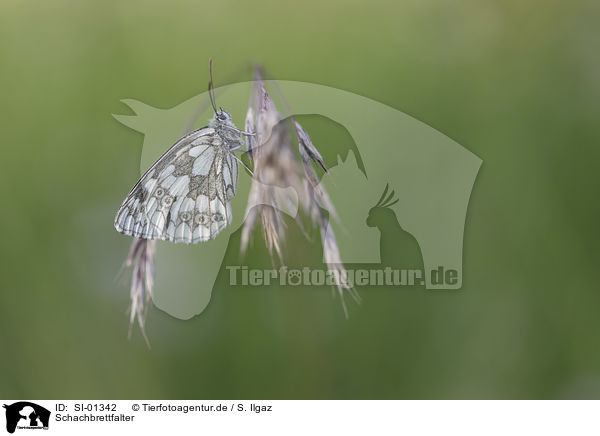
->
[114,127,238,244]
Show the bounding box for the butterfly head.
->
[216,108,232,123]
[210,108,234,128]
[210,108,243,148]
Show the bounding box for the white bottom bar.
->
[1,400,597,435]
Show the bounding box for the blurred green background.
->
[1,0,599,399]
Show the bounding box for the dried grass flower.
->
[124,238,155,345]
[242,68,359,315]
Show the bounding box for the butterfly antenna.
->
[187,60,250,134]
[208,58,218,115]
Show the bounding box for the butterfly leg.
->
[222,124,256,136]
[232,154,254,176]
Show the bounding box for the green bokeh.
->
[0,0,599,399]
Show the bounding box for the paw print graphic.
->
[287,269,302,286]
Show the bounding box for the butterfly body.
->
[114,109,241,244]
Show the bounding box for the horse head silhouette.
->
[112,79,481,319]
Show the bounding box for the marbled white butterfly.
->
[114,61,251,244]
